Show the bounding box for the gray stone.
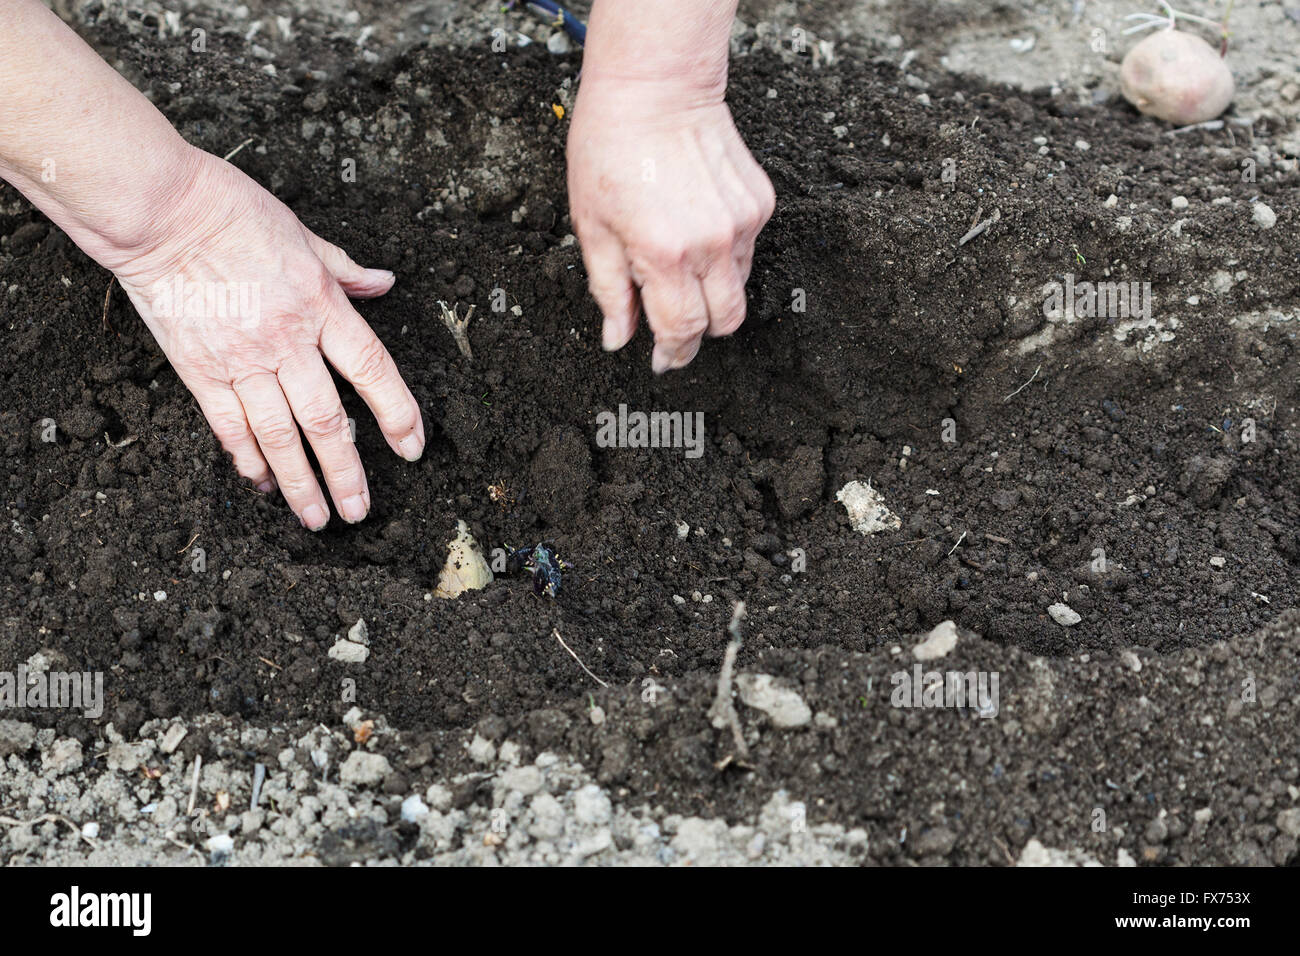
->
[43,737,83,775]
[159,723,187,754]
[1048,602,1081,626]
[573,784,612,826]
[0,719,36,756]
[499,765,544,797]
[347,618,369,646]
[339,750,391,786]
[736,674,812,728]
[328,639,369,663]
[913,620,959,660]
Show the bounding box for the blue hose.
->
[523,0,587,45]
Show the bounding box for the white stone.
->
[836,480,901,535]
[1017,838,1102,867]
[913,620,959,660]
[328,639,369,663]
[1252,202,1277,229]
[467,734,496,765]
[339,750,391,786]
[159,723,188,754]
[400,795,430,823]
[347,618,369,646]
[735,674,812,728]
[1047,603,1081,626]
[573,784,612,826]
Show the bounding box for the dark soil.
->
[2,10,1298,861]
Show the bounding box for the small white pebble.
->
[1252,202,1277,229]
[1209,556,1226,568]
[1171,195,1189,210]
[153,590,167,602]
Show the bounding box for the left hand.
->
[567,77,775,373]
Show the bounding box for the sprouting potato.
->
[1120,29,1234,124]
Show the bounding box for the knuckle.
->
[209,413,252,447]
[589,277,633,310]
[350,337,392,386]
[698,227,737,262]
[655,312,708,343]
[637,234,690,271]
[756,179,777,221]
[256,418,302,453]
[298,399,347,439]
[380,396,420,436]
[715,303,747,335]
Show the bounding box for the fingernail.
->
[301,503,329,531]
[339,493,369,523]
[371,269,395,284]
[602,319,621,351]
[256,479,276,494]
[398,433,423,462]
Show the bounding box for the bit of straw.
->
[708,601,750,760]
[552,627,608,687]
[187,754,202,816]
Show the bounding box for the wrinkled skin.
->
[1120,29,1234,125]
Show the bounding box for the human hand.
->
[109,148,424,530]
[567,77,775,373]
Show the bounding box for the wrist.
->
[83,137,210,270]
[580,0,735,104]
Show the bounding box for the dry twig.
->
[708,601,750,760]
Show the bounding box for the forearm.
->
[581,0,738,98]
[0,0,198,268]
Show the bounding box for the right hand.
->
[108,147,424,530]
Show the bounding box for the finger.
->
[305,232,395,299]
[277,353,370,524]
[233,373,331,530]
[700,259,748,338]
[640,272,709,374]
[191,381,276,493]
[319,300,424,462]
[578,224,640,351]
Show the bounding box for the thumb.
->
[305,232,395,299]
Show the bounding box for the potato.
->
[1120,29,1234,124]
